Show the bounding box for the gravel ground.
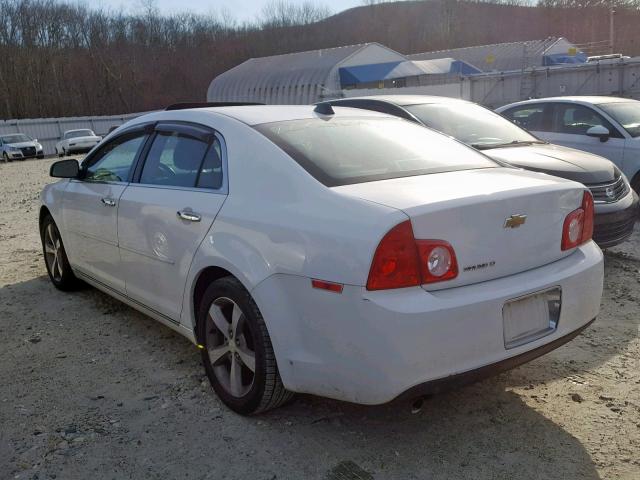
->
[1,157,639,480]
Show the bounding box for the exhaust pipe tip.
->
[411,397,425,414]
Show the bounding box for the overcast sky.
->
[86,0,365,21]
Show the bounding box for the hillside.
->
[1,0,639,119]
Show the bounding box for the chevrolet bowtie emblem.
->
[504,214,527,229]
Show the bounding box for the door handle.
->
[177,210,201,222]
[101,197,116,207]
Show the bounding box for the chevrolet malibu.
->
[40,104,603,414]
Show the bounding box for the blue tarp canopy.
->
[543,52,588,66]
[449,60,482,75]
[339,61,425,86]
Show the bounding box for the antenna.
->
[314,102,335,115]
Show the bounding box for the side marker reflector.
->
[311,279,344,293]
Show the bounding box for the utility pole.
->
[610,6,615,54]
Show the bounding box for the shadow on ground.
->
[0,274,604,479]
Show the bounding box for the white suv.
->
[497,97,640,192]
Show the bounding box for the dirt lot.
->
[0,157,639,480]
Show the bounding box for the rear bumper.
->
[67,143,99,153]
[396,318,595,401]
[252,242,604,404]
[593,190,639,248]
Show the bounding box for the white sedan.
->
[40,104,603,414]
[55,129,102,157]
[497,96,640,192]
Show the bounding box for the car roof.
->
[500,96,638,109]
[154,105,395,126]
[64,128,94,133]
[329,95,470,107]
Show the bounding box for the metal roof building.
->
[207,37,589,105]
[408,37,586,73]
[207,43,413,104]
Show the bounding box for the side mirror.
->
[50,159,80,178]
[586,125,610,142]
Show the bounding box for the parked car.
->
[326,95,639,248]
[40,104,603,414]
[55,129,102,157]
[0,133,44,161]
[496,97,640,193]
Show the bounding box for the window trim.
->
[76,125,153,185]
[132,121,228,194]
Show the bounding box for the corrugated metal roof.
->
[207,44,371,103]
[408,38,566,72]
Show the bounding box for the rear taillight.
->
[561,191,594,251]
[582,190,594,242]
[366,221,458,290]
[416,240,459,284]
[366,221,421,291]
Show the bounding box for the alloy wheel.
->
[205,297,256,398]
[44,223,64,282]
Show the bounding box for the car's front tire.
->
[2,152,11,163]
[197,276,294,415]
[40,214,81,291]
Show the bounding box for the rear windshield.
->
[255,118,497,186]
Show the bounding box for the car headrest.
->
[173,138,204,172]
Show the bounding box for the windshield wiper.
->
[471,140,544,150]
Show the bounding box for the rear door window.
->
[501,104,553,132]
[138,126,224,189]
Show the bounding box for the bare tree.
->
[1,0,640,119]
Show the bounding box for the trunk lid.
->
[333,167,586,290]
[484,143,616,184]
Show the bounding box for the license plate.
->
[503,288,561,349]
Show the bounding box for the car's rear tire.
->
[631,173,640,196]
[197,276,294,415]
[40,214,81,291]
